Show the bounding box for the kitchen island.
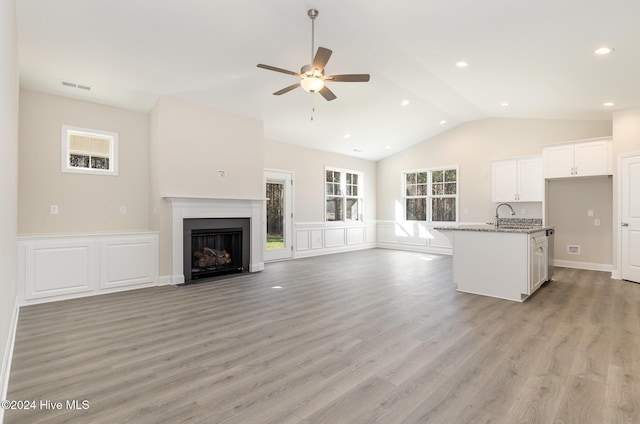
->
[434,224,553,302]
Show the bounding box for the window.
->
[62,125,118,175]
[325,167,363,222]
[404,167,457,222]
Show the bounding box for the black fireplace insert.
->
[183,218,250,283]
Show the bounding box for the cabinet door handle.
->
[622,223,629,227]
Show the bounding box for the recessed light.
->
[603,102,615,107]
[455,61,469,68]
[385,145,391,149]
[440,120,447,125]
[594,46,615,55]
[400,99,410,106]
[501,102,510,107]
[343,133,352,139]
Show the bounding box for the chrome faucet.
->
[495,203,516,227]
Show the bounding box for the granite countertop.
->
[433,224,553,234]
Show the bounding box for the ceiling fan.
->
[257,9,370,102]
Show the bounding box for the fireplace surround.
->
[165,196,265,284]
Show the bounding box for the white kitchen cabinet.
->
[492,156,543,202]
[543,138,612,178]
[443,226,552,302]
[529,232,548,293]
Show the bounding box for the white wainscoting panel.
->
[376,221,453,255]
[294,222,376,258]
[18,232,159,304]
[346,227,365,245]
[296,230,310,251]
[25,240,96,300]
[325,228,346,248]
[101,236,159,289]
[311,230,324,249]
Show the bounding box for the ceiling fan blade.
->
[273,83,301,95]
[319,85,337,101]
[257,64,301,77]
[312,47,332,71]
[325,74,370,82]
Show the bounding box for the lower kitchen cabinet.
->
[438,225,552,302]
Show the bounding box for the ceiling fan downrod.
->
[308,9,319,64]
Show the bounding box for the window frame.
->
[403,166,459,223]
[61,125,118,176]
[325,166,364,223]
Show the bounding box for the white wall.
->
[263,139,378,257]
[612,108,640,272]
[263,139,377,223]
[547,177,613,268]
[376,117,613,258]
[0,0,19,408]
[377,118,612,224]
[18,91,150,234]
[150,96,265,277]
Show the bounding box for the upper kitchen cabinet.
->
[492,156,543,202]
[543,138,612,179]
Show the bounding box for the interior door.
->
[621,154,640,283]
[264,170,293,262]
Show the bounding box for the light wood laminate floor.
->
[5,249,640,423]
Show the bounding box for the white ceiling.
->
[17,0,640,160]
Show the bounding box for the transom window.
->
[325,167,363,222]
[404,167,458,222]
[62,125,118,175]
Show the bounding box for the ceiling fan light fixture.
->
[301,76,325,92]
[594,46,615,55]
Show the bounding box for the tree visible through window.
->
[62,125,118,175]
[404,168,457,222]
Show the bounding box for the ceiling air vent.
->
[61,80,91,91]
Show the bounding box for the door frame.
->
[264,169,294,262]
[617,151,640,282]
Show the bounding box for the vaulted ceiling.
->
[17,0,640,159]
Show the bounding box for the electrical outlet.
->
[120,205,127,214]
[50,205,59,215]
[594,218,601,226]
[587,210,594,216]
[567,244,581,254]
[217,170,227,181]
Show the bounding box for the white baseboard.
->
[376,242,453,256]
[294,243,376,259]
[554,259,613,272]
[158,275,173,286]
[1,297,19,424]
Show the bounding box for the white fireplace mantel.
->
[164,195,265,284]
